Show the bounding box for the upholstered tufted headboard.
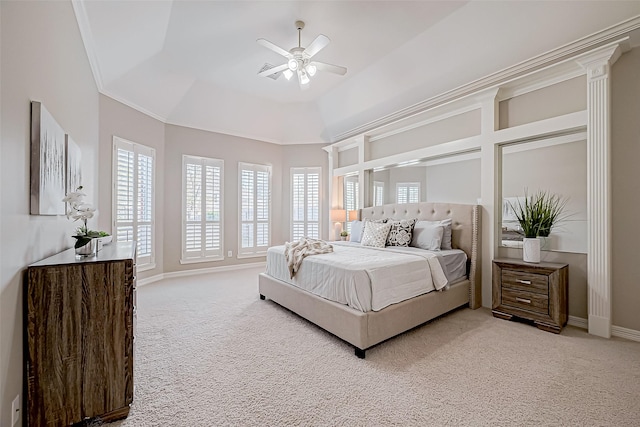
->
[360,202,482,309]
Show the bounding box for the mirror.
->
[365,152,481,208]
[500,136,587,253]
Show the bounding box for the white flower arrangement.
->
[62,186,99,248]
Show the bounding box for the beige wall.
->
[426,158,481,204]
[611,46,640,331]
[163,124,285,273]
[280,144,330,242]
[0,1,99,425]
[369,109,481,160]
[499,75,587,129]
[98,95,166,280]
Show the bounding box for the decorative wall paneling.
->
[324,35,632,339]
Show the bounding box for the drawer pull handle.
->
[516,280,531,285]
[516,297,531,304]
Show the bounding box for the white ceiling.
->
[74,1,640,145]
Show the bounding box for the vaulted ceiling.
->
[74,1,640,144]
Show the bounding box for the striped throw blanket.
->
[284,238,333,278]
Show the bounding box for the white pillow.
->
[350,220,364,243]
[411,223,444,251]
[413,219,452,250]
[361,221,392,248]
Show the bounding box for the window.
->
[291,167,321,240]
[239,162,271,257]
[113,137,155,269]
[182,155,224,263]
[396,182,420,204]
[344,175,359,233]
[373,181,385,206]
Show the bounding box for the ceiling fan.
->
[257,20,347,88]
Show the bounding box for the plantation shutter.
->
[239,162,271,257]
[344,176,359,233]
[291,167,321,240]
[374,181,384,206]
[396,182,420,204]
[182,156,224,263]
[113,137,155,268]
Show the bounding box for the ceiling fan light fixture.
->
[306,63,317,77]
[257,20,347,89]
[300,70,310,85]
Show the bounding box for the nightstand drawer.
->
[502,288,549,314]
[502,269,548,294]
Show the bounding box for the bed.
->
[259,202,482,358]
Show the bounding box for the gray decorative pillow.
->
[413,219,453,250]
[411,222,444,251]
[361,221,392,248]
[386,218,417,247]
[350,220,364,243]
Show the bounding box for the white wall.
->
[0,1,99,425]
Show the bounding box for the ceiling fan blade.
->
[304,34,330,58]
[312,61,347,76]
[257,38,291,58]
[258,63,289,77]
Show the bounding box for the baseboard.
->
[611,325,640,342]
[137,262,266,287]
[568,315,588,329]
[567,315,640,342]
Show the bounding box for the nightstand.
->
[492,258,568,333]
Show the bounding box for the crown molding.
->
[72,0,104,92]
[331,15,640,143]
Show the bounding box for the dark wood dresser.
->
[25,242,136,426]
[492,258,568,333]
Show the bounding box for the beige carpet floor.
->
[113,266,640,426]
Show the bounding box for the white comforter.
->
[266,242,448,312]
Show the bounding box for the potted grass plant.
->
[508,190,567,263]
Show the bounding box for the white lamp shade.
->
[300,70,310,85]
[330,209,346,223]
[306,63,317,76]
[348,210,359,221]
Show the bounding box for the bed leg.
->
[259,294,265,300]
[355,348,366,359]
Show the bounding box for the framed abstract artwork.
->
[65,134,82,197]
[30,101,66,215]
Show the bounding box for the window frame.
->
[238,162,272,258]
[373,181,385,206]
[181,155,225,264]
[396,182,420,204]
[112,136,156,271]
[290,167,322,241]
[343,175,359,233]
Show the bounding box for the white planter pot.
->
[522,237,541,263]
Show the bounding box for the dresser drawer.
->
[502,269,548,295]
[502,288,549,315]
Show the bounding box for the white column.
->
[478,88,500,308]
[576,44,622,338]
[323,146,338,240]
[357,135,369,210]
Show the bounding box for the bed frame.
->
[259,202,482,358]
